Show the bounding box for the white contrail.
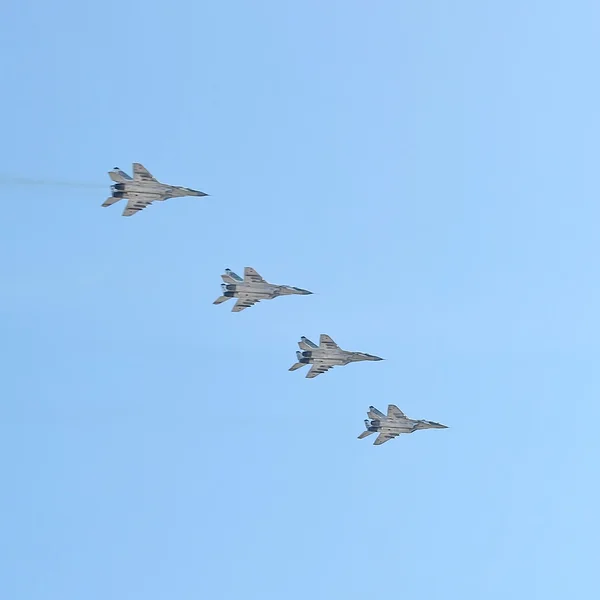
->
[0,176,105,189]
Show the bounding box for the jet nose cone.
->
[356,354,383,362]
[299,289,313,295]
[183,188,208,196]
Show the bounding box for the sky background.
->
[1,1,600,598]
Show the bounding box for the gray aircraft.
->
[289,334,383,379]
[102,163,208,217]
[358,404,448,445]
[213,267,312,312]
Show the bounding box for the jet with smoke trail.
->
[103,163,208,217]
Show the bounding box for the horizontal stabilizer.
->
[288,362,307,372]
[358,430,374,439]
[213,296,231,305]
[102,196,122,207]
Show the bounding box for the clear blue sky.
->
[1,1,599,598]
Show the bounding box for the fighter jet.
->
[358,404,448,445]
[289,334,383,379]
[102,163,208,217]
[213,267,312,312]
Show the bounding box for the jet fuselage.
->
[111,181,203,199]
[366,418,446,434]
[295,348,382,366]
[221,281,311,300]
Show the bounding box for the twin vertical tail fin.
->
[105,167,131,207]
[222,269,243,284]
[108,167,133,183]
[299,337,318,351]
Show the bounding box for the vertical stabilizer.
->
[108,167,133,183]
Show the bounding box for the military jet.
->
[289,334,383,379]
[102,163,208,217]
[213,267,312,312]
[358,404,448,445]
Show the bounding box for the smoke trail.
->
[0,176,105,189]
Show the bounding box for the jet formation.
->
[99,163,448,447]
[289,334,383,379]
[358,405,448,445]
[213,267,312,312]
[102,163,208,217]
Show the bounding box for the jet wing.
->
[373,433,395,445]
[244,267,265,284]
[319,334,339,350]
[306,360,334,379]
[132,163,158,183]
[387,405,406,419]
[122,195,154,217]
[232,298,259,312]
